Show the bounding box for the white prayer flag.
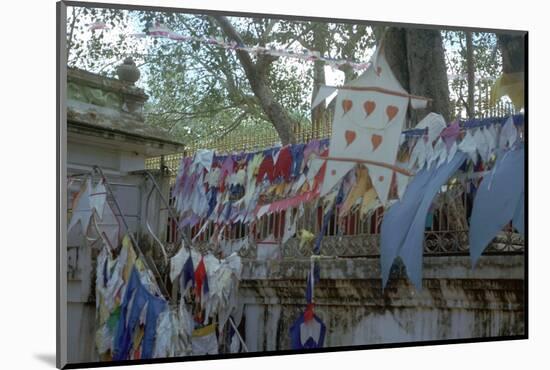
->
[320,48,427,204]
[311,86,338,109]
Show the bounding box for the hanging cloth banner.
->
[191,323,219,355]
[319,47,429,205]
[180,254,195,293]
[113,267,167,360]
[289,312,326,349]
[68,178,94,234]
[255,189,320,215]
[311,86,338,109]
[468,146,524,265]
[194,256,210,303]
[380,152,467,290]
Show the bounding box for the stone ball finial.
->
[116,57,141,84]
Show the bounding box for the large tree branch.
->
[146,105,238,118]
[213,16,257,73]
[212,15,297,144]
[261,19,277,45]
[256,53,278,73]
[216,110,249,139]
[178,18,264,117]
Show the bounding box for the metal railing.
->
[146,82,518,169]
[160,180,524,260]
[183,229,523,259]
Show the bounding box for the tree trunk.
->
[311,60,326,138]
[311,24,329,135]
[382,28,410,91]
[405,29,451,123]
[213,16,297,145]
[384,28,451,125]
[466,32,475,118]
[497,33,525,73]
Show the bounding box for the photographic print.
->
[57,1,526,367]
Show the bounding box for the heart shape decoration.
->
[345,130,357,146]
[363,100,376,116]
[386,105,399,122]
[371,134,383,151]
[342,99,353,115]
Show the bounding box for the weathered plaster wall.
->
[239,255,524,351]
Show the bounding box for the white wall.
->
[64,139,150,363]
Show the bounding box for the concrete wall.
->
[66,219,96,363]
[238,255,525,352]
[66,140,171,363]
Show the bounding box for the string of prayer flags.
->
[113,22,372,72]
[173,113,524,246]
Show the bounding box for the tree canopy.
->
[66,6,513,147]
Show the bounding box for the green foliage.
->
[66,7,135,77]
[67,6,503,147]
[443,30,502,118]
[66,6,378,145]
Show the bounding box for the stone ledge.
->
[241,255,524,281]
[239,278,524,310]
[68,67,147,102]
